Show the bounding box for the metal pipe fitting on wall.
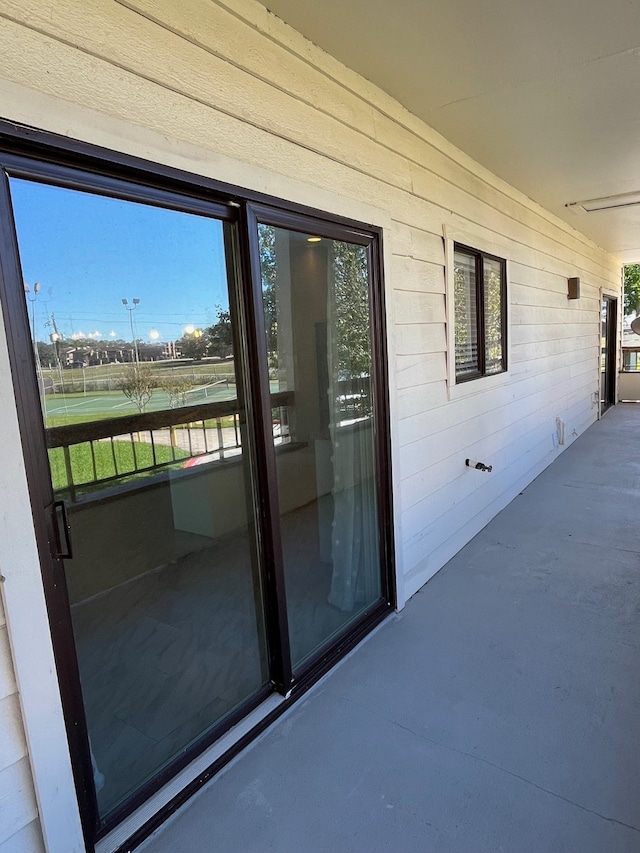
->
[465,458,493,472]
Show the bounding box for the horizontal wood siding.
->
[0,600,43,852]
[0,0,622,835]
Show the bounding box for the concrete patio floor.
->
[140,404,640,853]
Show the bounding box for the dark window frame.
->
[453,242,508,383]
[0,120,396,851]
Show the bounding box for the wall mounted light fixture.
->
[567,277,580,300]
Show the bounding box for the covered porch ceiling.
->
[264,0,640,265]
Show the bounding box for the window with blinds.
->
[453,244,507,382]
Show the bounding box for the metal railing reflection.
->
[48,392,294,499]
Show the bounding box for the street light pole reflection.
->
[24,281,45,416]
[122,297,140,363]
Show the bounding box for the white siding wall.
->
[0,599,43,852]
[0,0,622,847]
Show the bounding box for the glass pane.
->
[11,179,268,821]
[483,257,504,374]
[454,249,479,377]
[258,225,382,671]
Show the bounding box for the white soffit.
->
[264,0,640,262]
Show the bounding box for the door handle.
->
[53,500,73,559]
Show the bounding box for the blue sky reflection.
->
[9,178,230,344]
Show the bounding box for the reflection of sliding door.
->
[0,144,394,844]
[601,295,617,413]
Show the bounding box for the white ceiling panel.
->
[264,0,640,261]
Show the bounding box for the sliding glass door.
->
[256,221,383,671]
[8,177,270,822]
[0,143,394,842]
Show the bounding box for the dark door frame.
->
[601,294,618,414]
